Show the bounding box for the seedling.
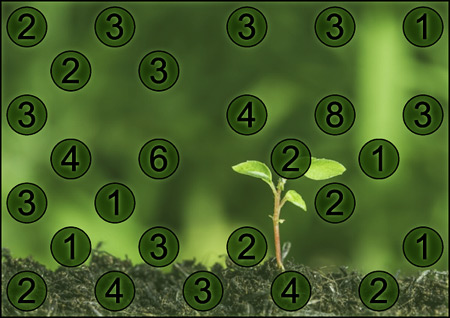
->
[232,157,346,271]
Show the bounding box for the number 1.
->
[417,13,427,40]
[417,233,427,260]
[372,145,383,172]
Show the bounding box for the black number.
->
[237,102,256,128]
[370,277,388,304]
[281,277,300,303]
[150,233,168,260]
[238,13,256,40]
[326,13,344,40]
[61,58,80,84]
[282,145,300,172]
[194,277,212,304]
[61,145,80,171]
[417,233,427,260]
[237,233,256,260]
[108,189,119,215]
[105,277,124,303]
[417,13,427,40]
[17,277,36,303]
[414,102,432,128]
[64,233,75,260]
[372,145,383,172]
[326,189,344,216]
[326,102,344,128]
[106,13,123,40]
[18,102,36,128]
[18,189,36,216]
[150,145,168,172]
[17,13,36,40]
[150,57,168,84]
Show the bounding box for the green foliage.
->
[304,158,346,180]
[232,160,273,187]
[283,190,307,211]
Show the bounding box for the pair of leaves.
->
[232,158,346,211]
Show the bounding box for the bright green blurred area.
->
[2,2,448,274]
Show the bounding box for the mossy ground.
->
[2,248,448,316]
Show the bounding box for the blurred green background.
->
[2,1,448,274]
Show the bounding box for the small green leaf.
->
[305,157,346,180]
[232,160,273,186]
[283,190,307,211]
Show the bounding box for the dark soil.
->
[2,248,448,316]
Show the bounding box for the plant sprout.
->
[232,158,346,271]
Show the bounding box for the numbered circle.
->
[315,7,355,47]
[50,227,91,267]
[271,139,311,179]
[359,271,399,311]
[139,227,180,267]
[403,7,444,47]
[271,271,311,311]
[139,51,179,91]
[7,95,47,135]
[359,139,399,179]
[227,95,267,135]
[95,271,135,311]
[95,7,135,47]
[315,183,355,224]
[403,227,443,267]
[7,183,47,223]
[7,7,47,47]
[139,139,179,179]
[95,183,135,223]
[227,226,267,267]
[7,271,47,311]
[315,95,355,135]
[51,51,91,91]
[227,7,267,47]
[183,271,223,311]
[403,95,443,135]
[51,139,91,179]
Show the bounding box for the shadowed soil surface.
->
[2,248,448,316]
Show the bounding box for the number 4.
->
[237,102,256,128]
[61,145,80,171]
[281,277,299,303]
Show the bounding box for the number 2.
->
[18,277,36,304]
[326,189,344,216]
[17,13,36,40]
[61,57,80,84]
[282,146,300,172]
[237,233,256,260]
[370,277,388,304]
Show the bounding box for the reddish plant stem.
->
[273,188,285,271]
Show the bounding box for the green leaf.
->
[232,160,273,186]
[283,190,307,211]
[304,158,346,180]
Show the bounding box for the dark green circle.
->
[359,271,399,311]
[7,271,47,311]
[271,139,311,179]
[138,139,179,179]
[403,95,443,135]
[227,7,267,47]
[7,7,47,47]
[183,271,223,311]
[271,271,311,311]
[226,226,267,267]
[95,271,135,311]
[403,7,443,47]
[227,94,267,135]
[139,51,179,91]
[139,227,180,267]
[95,7,135,47]
[50,139,91,179]
[7,183,47,224]
[7,95,47,135]
[315,94,355,135]
[358,139,399,179]
[315,183,355,224]
[50,227,91,267]
[95,183,135,223]
[315,7,355,47]
[51,51,91,91]
[403,227,443,267]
